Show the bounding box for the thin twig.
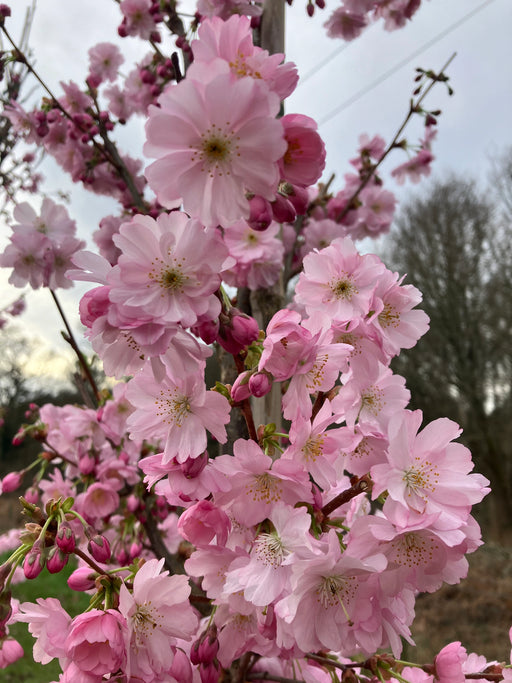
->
[336,53,456,222]
[49,289,101,404]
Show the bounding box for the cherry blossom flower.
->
[279,114,326,187]
[15,597,71,666]
[324,7,368,40]
[88,42,124,83]
[371,410,490,523]
[64,609,127,677]
[191,15,298,100]
[224,502,317,606]
[295,236,386,323]
[119,558,198,678]
[126,363,230,463]
[110,211,228,327]
[144,61,287,227]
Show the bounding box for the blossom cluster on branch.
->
[0,1,508,682]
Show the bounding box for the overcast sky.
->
[2,0,511,367]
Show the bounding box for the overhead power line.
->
[314,0,498,127]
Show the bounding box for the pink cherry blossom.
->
[324,7,368,40]
[110,211,228,327]
[279,114,326,187]
[224,502,317,606]
[371,410,491,523]
[15,597,72,666]
[88,42,124,83]
[144,61,287,227]
[433,641,467,683]
[119,558,198,678]
[126,363,230,463]
[64,609,126,677]
[295,236,386,323]
[191,15,298,100]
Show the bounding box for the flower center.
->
[330,274,357,301]
[402,457,439,504]
[255,531,286,567]
[132,604,162,644]
[203,136,231,161]
[378,302,400,328]
[317,574,355,622]
[156,390,192,427]
[302,435,324,463]
[228,53,262,80]
[247,472,282,503]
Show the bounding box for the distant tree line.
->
[385,153,512,541]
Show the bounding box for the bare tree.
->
[385,175,512,540]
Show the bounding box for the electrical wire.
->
[312,0,498,126]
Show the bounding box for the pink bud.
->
[178,500,231,547]
[231,371,252,403]
[197,625,219,664]
[271,194,297,223]
[24,486,39,504]
[126,494,140,512]
[199,661,220,683]
[1,471,22,493]
[68,567,97,591]
[79,452,96,475]
[0,639,23,666]
[56,522,76,554]
[248,371,272,398]
[191,317,219,345]
[180,451,209,479]
[23,547,44,580]
[247,195,273,231]
[46,546,69,574]
[129,541,142,560]
[169,648,193,683]
[87,535,111,563]
[218,309,259,355]
[288,184,309,216]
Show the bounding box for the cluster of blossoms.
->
[0,2,508,683]
[324,0,426,41]
[0,198,84,289]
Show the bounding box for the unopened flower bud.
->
[248,371,272,398]
[67,566,97,591]
[1,471,22,493]
[218,308,259,355]
[87,534,111,563]
[23,546,44,580]
[199,661,220,683]
[247,195,273,231]
[231,371,252,403]
[197,625,219,664]
[180,451,209,479]
[46,546,68,574]
[56,522,76,553]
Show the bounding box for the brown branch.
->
[1,24,147,210]
[336,53,456,223]
[49,289,101,405]
[321,474,372,518]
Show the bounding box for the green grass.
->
[1,555,90,682]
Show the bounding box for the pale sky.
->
[1,0,511,371]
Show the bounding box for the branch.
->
[1,24,147,210]
[321,474,372,518]
[49,289,101,405]
[336,53,456,222]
